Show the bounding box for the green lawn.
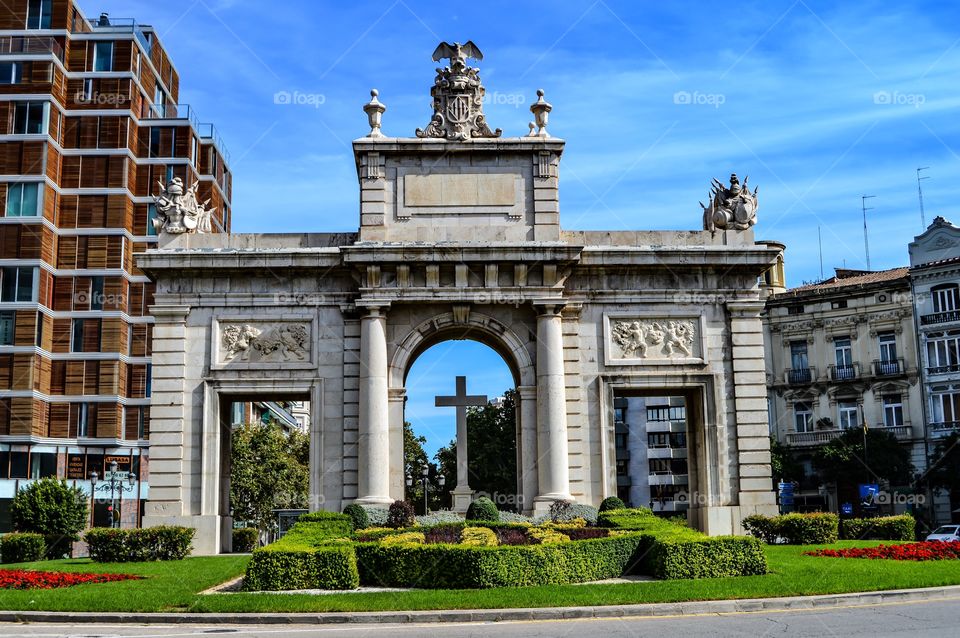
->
[1,541,959,613]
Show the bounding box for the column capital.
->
[517,385,537,400]
[388,387,407,401]
[148,305,190,322]
[532,298,566,316]
[357,299,391,316]
[726,299,765,317]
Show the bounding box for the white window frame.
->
[26,0,52,29]
[13,101,49,135]
[878,332,897,363]
[793,402,814,433]
[927,331,960,370]
[93,41,114,72]
[931,391,960,425]
[0,62,22,85]
[933,285,960,313]
[6,182,41,217]
[0,266,37,302]
[834,336,853,367]
[882,395,904,427]
[838,400,859,430]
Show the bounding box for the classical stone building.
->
[763,267,924,513]
[137,42,780,554]
[909,216,960,524]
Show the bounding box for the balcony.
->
[921,310,960,325]
[873,358,904,377]
[930,421,960,433]
[648,474,689,486]
[0,36,64,62]
[787,425,913,447]
[830,363,859,382]
[926,364,960,376]
[786,367,815,385]
[140,103,231,164]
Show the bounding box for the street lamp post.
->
[90,460,136,528]
[405,468,447,514]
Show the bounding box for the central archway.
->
[388,310,539,514]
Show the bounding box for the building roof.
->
[773,266,910,299]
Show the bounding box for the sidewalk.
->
[2,585,960,625]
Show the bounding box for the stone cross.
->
[435,376,487,509]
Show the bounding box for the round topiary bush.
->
[465,496,499,522]
[343,503,370,530]
[386,500,415,528]
[599,496,626,512]
[11,478,88,559]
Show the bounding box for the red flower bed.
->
[805,541,960,561]
[0,569,142,590]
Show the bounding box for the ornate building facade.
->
[0,1,231,531]
[763,268,925,513]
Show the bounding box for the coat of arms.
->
[153,177,213,235]
[700,173,759,231]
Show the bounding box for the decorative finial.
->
[529,89,552,137]
[363,88,386,138]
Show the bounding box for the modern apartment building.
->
[613,395,690,514]
[0,1,231,531]
[909,216,960,524]
[763,267,925,513]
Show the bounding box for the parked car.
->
[926,525,960,542]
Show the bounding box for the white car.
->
[926,525,960,542]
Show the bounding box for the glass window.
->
[145,363,152,397]
[146,204,159,236]
[0,312,13,345]
[931,392,960,426]
[26,0,52,29]
[9,452,28,478]
[794,401,813,433]
[29,452,56,479]
[13,101,47,135]
[149,128,161,157]
[932,285,960,313]
[82,78,93,102]
[927,331,960,371]
[0,62,22,85]
[76,403,89,437]
[878,332,897,363]
[838,400,859,430]
[152,85,166,116]
[71,318,84,351]
[0,267,36,302]
[647,433,669,448]
[93,41,113,72]
[90,276,104,310]
[6,183,40,217]
[883,395,904,427]
[834,336,853,367]
[790,340,808,369]
[137,407,146,439]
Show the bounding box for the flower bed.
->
[805,541,960,561]
[0,569,142,589]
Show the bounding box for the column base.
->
[452,486,474,513]
[688,503,779,536]
[142,514,225,555]
[532,493,575,516]
[353,495,394,507]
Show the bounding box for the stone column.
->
[388,388,406,501]
[517,385,539,515]
[356,304,392,505]
[534,302,572,508]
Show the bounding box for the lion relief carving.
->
[221,323,310,363]
[611,319,697,360]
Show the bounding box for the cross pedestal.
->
[435,375,487,513]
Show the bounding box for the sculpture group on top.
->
[153,177,214,235]
[701,173,759,231]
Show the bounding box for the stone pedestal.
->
[452,486,474,513]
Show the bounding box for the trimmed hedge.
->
[0,532,46,564]
[466,497,499,522]
[841,515,915,541]
[342,503,369,530]
[356,533,648,588]
[232,527,258,553]
[243,515,360,591]
[646,536,767,579]
[742,513,838,545]
[85,526,195,562]
[599,496,626,512]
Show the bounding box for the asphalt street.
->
[2,597,960,638]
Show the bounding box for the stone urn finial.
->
[528,89,552,137]
[363,89,386,138]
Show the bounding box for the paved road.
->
[2,597,959,638]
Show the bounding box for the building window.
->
[12,101,48,135]
[145,363,152,397]
[790,340,808,369]
[90,276,104,310]
[794,402,813,433]
[147,204,159,236]
[838,400,859,430]
[149,128,161,157]
[191,135,198,167]
[137,407,146,439]
[649,459,671,475]
[614,433,627,448]
[75,403,90,437]
[878,331,897,362]
[932,284,960,313]
[29,452,57,479]
[831,299,848,309]
[153,85,166,116]
[647,433,669,448]
[787,305,804,315]
[927,331,960,372]
[0,266,36,302]
[0,62,22,85]
[93,41,114,72]
[26,0,52,29]
[0,311,13,345]
[615,459,628,476]
[5,183,40,217]
[883,395,904,427]
[82,78,93,102]
[834,336,853,366]
[931,391,960,427]
[71,318,100,353]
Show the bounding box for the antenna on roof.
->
[917,167,930,229]
[861,195,876,270]
[818,226,824,281]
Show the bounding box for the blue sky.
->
[82,0,960,454]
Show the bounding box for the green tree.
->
[11,478,88,558]
[230,421,309,532]
[770,437,804,484]
[402,421,441,514]
[813,429,914,488]
[927,432,960,519]
[435,389,518,511]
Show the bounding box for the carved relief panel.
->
[212,318,315,370]
[603,314,704,365]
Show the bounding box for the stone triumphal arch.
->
[138,42,781,554]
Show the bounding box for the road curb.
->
[2,585,960,625]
